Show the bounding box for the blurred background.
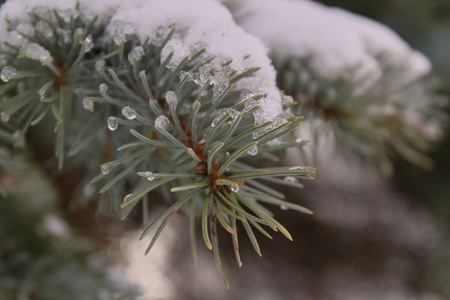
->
[1,0,450,299]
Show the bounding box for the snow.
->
[0,0,286,125]
[230,0,431,82]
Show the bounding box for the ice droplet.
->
[36,21,53,39]
[211,108,239,127]
[58,8,79,23]
[165,91,178,107]
[289,166,308,171]
[107,116,118,131]
[144,171,154,181]
[1,112,10,122]
[1,66,17,82]
[113,32,126,46]
[82,97,94,112]
[155,115,170,130]
[122,106,136,120]
[283,176,297,184]
[128,46,145,65]
[123,194,133,202]
[99,83,108,93]
[280,205,289,211]
[247,145,258,156]
[231,185,239,193]
[295,138,304,143]
[192,100,200,111]
[83,34,94,52]
[281,94,294,105]
[95,60,105,73]
[19,43,53,63]
[101,165,109,175]
[59,29,72,44]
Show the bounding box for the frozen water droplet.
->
[226,152,230,156]
[83,34,93,52]
[280,205,289,211]
[192,100,200,111]
[1,66,17,82]
[36,21,53,39]
[165,91,178,107]
[107,116,118,131]
[155,115,170,130]
[128,46,145,65]
[99,83,108,93]
[247,145,258,156]
[58,8,79,23]
[82,97,94,112]
[122,106,136,120]
[12,130,20,140]
[59,29,72,44]
[281,94,294,105]
[144,171,154,181]
[101,165,109,175]
[231,185,239,193]
[295,138,304,143]
[19,43,53,63]
[289,166,308,171]
[124,194,133,202]
[95,60,105,73]
[82,184,95,198]
[283,176,297,184]
[113,32,125,46]
[1,112,10,122]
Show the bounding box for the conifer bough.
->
[0,0,315,288]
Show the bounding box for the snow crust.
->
[231,0,431,81]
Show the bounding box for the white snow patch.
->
[231,0,431,82]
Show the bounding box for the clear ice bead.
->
[280,205,289,211]
[192,100,200,111]
[1,112,10,122]
[155,115,170,130]
[36,21,53,39]
[113,32,125,46]
[83,34,93,52]
[99,83,108,93]
[144,171,154,181]
[283,176,297,184]
[231,185,239,193]
[82,97,94,112]
[247,145,258,156]
[101,165,109,175]
[165,91,178,107]
[107,116,118,131]
[58,8,79,23]
[123,194,133,202]
[289,166,308,171]
[1,66,17,82]
[95,60,105,73]
[281,94,294,105]
[128,46,145,65]
[20,43,53,63]
[122,106,136,120]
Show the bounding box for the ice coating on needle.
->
[231,0,431,82]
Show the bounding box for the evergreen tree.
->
[0,0,447,296]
